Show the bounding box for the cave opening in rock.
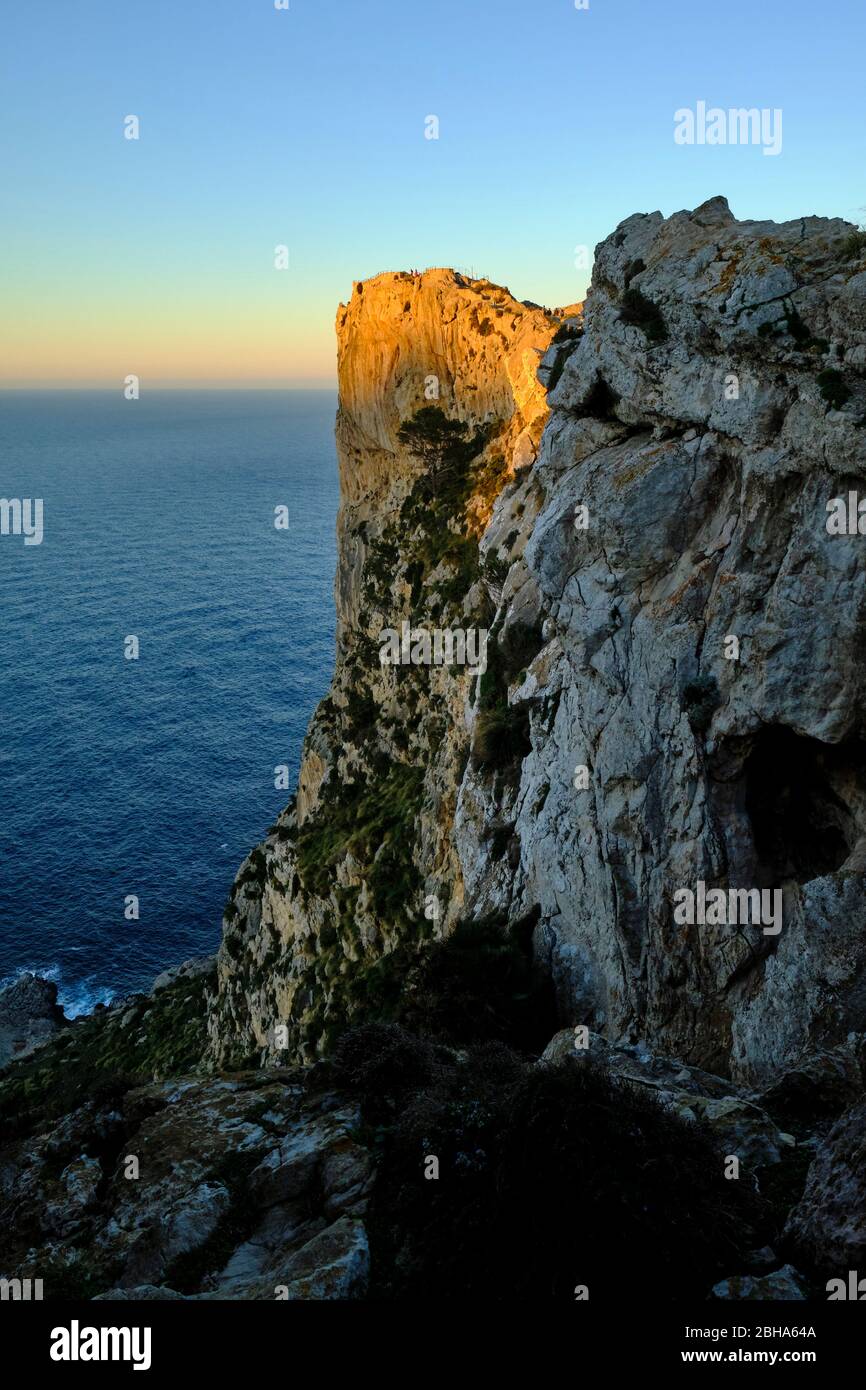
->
[744,726,858,885]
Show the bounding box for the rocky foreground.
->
[2,197,866,1300]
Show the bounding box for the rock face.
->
[208,201,866,1088]
[4,208,866,1301]
[0,973,66,1067]
[207,270,575,1065]
[506,197,866,1084]
[784,1097,866,1275]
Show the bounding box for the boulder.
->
[542,1030,796,1169]
[0,973,67,1067]
[784,1098,866,1273]
[151,957,215,993]
[758,1040,864,1129]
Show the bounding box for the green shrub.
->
[473,701,531,769]
[343,684,377,736]
[471,620,543,771]
[396,912,554,1051]
[551,321,583,344]
[330,1022,438,1102]
[481,553,508,588]
[840,228,866,261]
[0,971,215,1142]
[682,674,721,733]
[397,406,489,502]
[817,368,852,410]
[389,416,492,616]
[783,303,812,344]
[428,536,479,609]
[295,762,425,907]
[236,848,267,890]
[361,1045,767,1300]
[477,620,544,711]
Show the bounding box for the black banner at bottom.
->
[3,1298,861,1374]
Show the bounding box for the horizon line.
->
[0,381,340,391]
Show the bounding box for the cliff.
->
[209,201,866,1086]
[207,268,578,1065]
[4,201,866,1302]
[469,195,866,1084]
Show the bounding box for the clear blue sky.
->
[2,0,863,385]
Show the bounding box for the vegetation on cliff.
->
[326,1024,772,1301]
[0,969,213,1143]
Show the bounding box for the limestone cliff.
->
[207,269,575,1064]
[5,203,866,1303]
[209,200,866,1091]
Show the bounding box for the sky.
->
[1,0,864,387]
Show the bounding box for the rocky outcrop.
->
[207,270,577,1065]
[0,973,67,1067]
[0,1062,373,1301]
[487,196,866,1084]
[757,1040,865,1128]
[151,956,214,993]
[208,200,866,1089]
[0,961,378,1303]
[542,1028,796,1168]
[784,1097,866,1276]
[712,1265,808,1300]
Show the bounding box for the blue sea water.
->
[0,390,339,1015]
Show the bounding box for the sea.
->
[0,390,339,1015]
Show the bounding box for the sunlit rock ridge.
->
[208,198,866,1086]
